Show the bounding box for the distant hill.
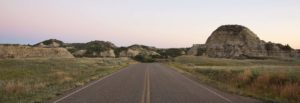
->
[33,39,64,48]
[0,45,74,59]
[65,40,116,57]
[117,44,158,57]
[2,24,298,60]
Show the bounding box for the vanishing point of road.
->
[51,63,262,103]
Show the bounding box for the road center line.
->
[141,66,151,103]
[146,67,151,103]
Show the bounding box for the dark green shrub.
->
[133,54,155,63]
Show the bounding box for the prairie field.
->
[0,58,133,103]
[168,56,300,103]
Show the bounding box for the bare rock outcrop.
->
[72,50,87,57]
[119,49,140,57]
[66,41,116,58]
[100,49,116,58]
[297,50,300,58]
[205,25,268,58]
[187,44,206,56]
[264,42,297,57]
[118,45,160,57]
[189,25,298,58]
[34,39,64,48]
[0,45,74,59]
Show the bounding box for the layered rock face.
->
[264,42,297,57]
[190,25,298,58]
[0,45,74,59]
[187,44,206,56]
[205,25,268,58]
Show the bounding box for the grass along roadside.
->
[0,58,134,103]
[166,56,300,103]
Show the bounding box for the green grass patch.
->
[0,58,133,103]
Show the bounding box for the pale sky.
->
[0,0,299,48]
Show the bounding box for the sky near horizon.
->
[0,0,299,48]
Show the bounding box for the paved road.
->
[52,63,262,103]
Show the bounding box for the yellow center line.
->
[146,67,151,103]
[141,66,151,103]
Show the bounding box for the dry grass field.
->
[168,56,300,103]
[0,58,133,103]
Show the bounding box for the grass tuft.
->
[3,81,27,94]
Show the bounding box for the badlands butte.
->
[1,25,299,59]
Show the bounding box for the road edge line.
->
[164,64,233,103]
[52,66,131,103]
[186,77,233,103]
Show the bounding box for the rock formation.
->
[118,45,160,57]
[99,49,116,57]
[187,44,206,56]
[297,50,300,58]
[205,25,268,58]
[72,50,87,57]
[264,42,297,57]
[3,26,297,59]
[0,45,74,59]
[34,39,64,48]
[189,25,298,58]
[65,40,116,57]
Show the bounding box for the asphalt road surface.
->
[52,63,262,103]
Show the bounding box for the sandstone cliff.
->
[0,45,74,59]
[205,25,268,58]
[190,25,298,58]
